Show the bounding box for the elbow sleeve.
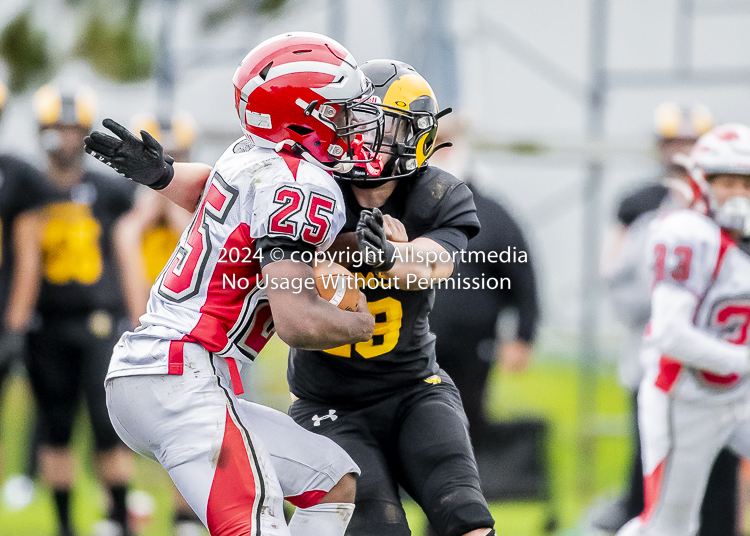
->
[651,284,749,376]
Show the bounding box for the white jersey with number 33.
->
[641,209,750,402]
[106,138,346,380]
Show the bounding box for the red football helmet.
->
[233,32,384,171]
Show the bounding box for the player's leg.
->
[699,448,739,536]
[436,348,491,449]
[0,358,37,510]
[0,359,13,475]
[289,398,411,536]
[26,322,80,536]
[617,382,731,536]
[394,375,494,536]
[83,322,134,535]
[231,398,358,536]
[106,345,290,536]
[172,486,206,535]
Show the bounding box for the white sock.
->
[288,502,355,536]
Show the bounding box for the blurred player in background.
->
[25,84,136,536]
[0,78,57,502]
[596,104,739,536]
[107,57,497,536]
[113,113,200,536]
[429,117,540,452]
[617,123,750,536]
[86,32,380,536]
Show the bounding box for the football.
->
[315,261,360,312]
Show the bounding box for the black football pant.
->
[289,370,495,536]
[26,314,123,451]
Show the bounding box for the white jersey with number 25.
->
[107,138,346,380]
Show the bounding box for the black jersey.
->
[0,155,56,314]
[288,166,480,406]
[37,171,134,318]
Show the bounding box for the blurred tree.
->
[76,0,153,82]
[203,0,290,29]
[0,9,51,93]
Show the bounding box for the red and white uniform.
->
[618,209,750,536]
[108,138,345,378]
[105,139,358,535]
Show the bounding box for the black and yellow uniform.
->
[0,155,55,380]
[26,171,133,450]
[288,166,493,536]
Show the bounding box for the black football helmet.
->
[338,59,450,186]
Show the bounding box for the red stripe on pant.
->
[206,409,261,535]
[639,459,666,525]
[286,490,326,508]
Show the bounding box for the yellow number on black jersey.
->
[42,202,103,285]
[141,224,180,283]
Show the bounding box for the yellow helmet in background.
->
[654,102,713,140]
[33,84,97,129]
[130,111,196,157]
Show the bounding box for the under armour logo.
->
[312,409,338,427]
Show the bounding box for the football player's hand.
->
[497,339,533,373]
[356,208,396,271]
[382,214,408,242]
[0,329,25,368]
[84,118,175,190]
[356,291,370,315]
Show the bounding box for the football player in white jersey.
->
[617,124,750,536]
[85,33,382,536]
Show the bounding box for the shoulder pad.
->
[650,209,718,248]
[402,166,465,223]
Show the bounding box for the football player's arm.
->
[113,193,160,326]
[380,237,455,289]
[356,208,455,289]
[4,210,45,331]
[326,215,408,269]
[84,118,210,213]
[262,259,374,350]
[358,181,479,290]
[161,162,211,213]
[650,282,750,375]
[483,201,538,371]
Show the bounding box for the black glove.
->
[0,329,25,369]
[84,118,175,190]
[356,208,396,272]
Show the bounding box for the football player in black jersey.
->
[288,60,494,536]
[0,79,57,481]
[25,85,136,536]
[83,61,495,536]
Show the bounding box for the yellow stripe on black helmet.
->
[131,111,196,153]
[33,85,96,129]
[654,102,713,140]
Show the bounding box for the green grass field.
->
[0,340,634,536]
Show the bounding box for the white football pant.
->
[617,380,750,536]
[106,342,359,536]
